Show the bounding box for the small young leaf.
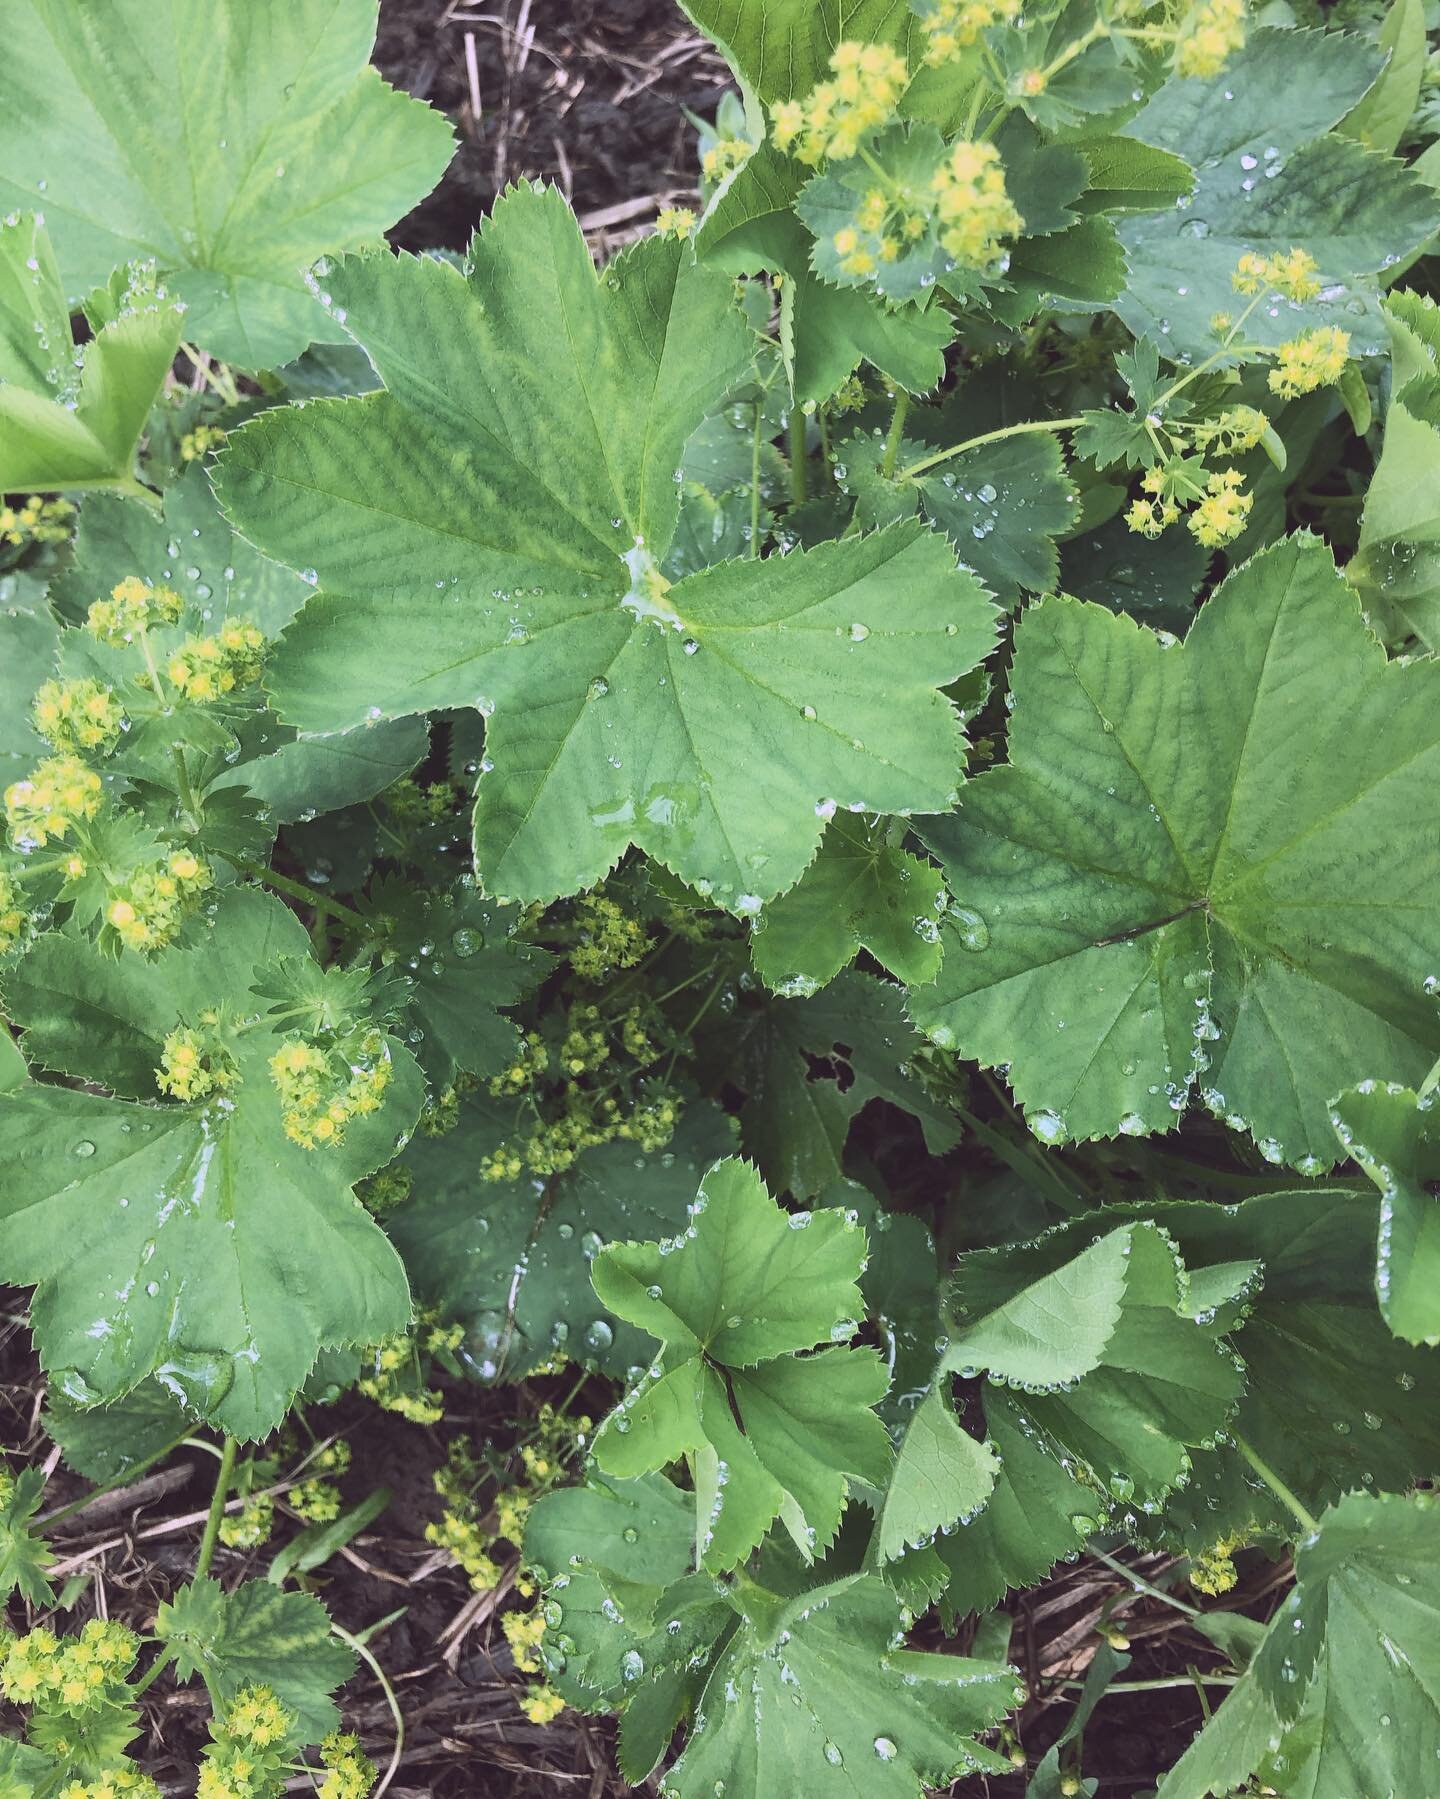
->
[590,1159,892,1569]
[157,1575,356,1743]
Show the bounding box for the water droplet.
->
[873,1737,898,1762]
[450,927,481,958]
[848,622,870,642]
[583,1318,614,1353]
[73,1140,96,1158]
[950,905,989,951]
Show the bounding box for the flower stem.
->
[231,855,369,931]
[1233,1433,1318,1534]
[897,415,1086,481]
[194,1433,239,1581]
[881,388,911,479]
[789,408,808,506]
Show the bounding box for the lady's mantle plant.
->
[2,0,1440,1794]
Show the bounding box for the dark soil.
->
[375,0,734,253]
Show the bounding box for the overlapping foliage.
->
[2,0,1440,1792]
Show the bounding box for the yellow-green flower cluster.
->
[569,892,649,980]
[105,851,213,954]
[1,1620,138,1713]
[930,139,1023,269]
[0,870,27,955]
[5,754,103,847]
[502,1607,547,1675]
[488,1031,550,1096]
[559,1004,610,1076]
[1189,1534,1242,1596]
[155,1018,237,1102]
[654,207,696,239]
[318,1731,375,1799]
[358,1330,446,1424]
[1188,468,1252,547]
[1174,0,1246,78]
[32,678,127,757]
[914,0,1023,65]
[1268,325,1350,400]
[1233,247,1321,302]
[219,1487,275,1550]
[420,1079,464,1136]
[197,1683,295,1799]
[1,493,73,547]
[166,618,266,703]
[58,1774,161,1799]
[701,138,752,182]
[85,577,182,644]
[1191,405,1270,456]
[181,423,227,462]
[832,185,929,278]
[519,1685,566,1724]
[358,1163,413,1215]
[383,776,460,829]
[771,42,908,165]
[428,1407,590,1595]
[269,1028,392,1148]
[290,1439,351,1524]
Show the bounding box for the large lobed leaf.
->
[911,534,1440,1168]
[215,183,996,911]
[0,0,454,368]
[0,889,422,1438]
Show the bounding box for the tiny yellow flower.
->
[1268,325,1350,399]
[1188,468,1252,547]
[1175,0,1246,78]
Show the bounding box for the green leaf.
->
[911,535,1440,1167]
[944,1221,1244,1506]
[1108,1188,1440,1543]
[943,1227,1134,1388]
[931,1393,1102,1617]
[524,1469,696,1591]
[698,969,960,1199]
[157,1575,355,1744]
[218,221,989,905]
[0,889,421,1438]
[0,214,182,496]
[1174,1491,1440,1799]
[53,462,308,642]
[1348,377,1440,653]
[0,595,61,788]
[1338,0,1428,156]
[390,1095,736,1382]
[0,1741,59,1799]
[751,815,946,994]
[590,1159,892,1569]
[0,0,455,368]
[213,193,987,909]
[666,1572,1019,1797]
[1117,30,1439,362]
[676,0,922,103]
[0,1467,55,1606]
[45,1382,188,1482]
[878,1384,999,1561]
[1331,1082,1440,1345]
[363,877,552,1087]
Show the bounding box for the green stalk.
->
[880,389,911,480]
[231,855,369,931]
[789,407,809,506]
[1233,1434,1318,1534]
[194,1434,239,1581]
[898,415,1086,482]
